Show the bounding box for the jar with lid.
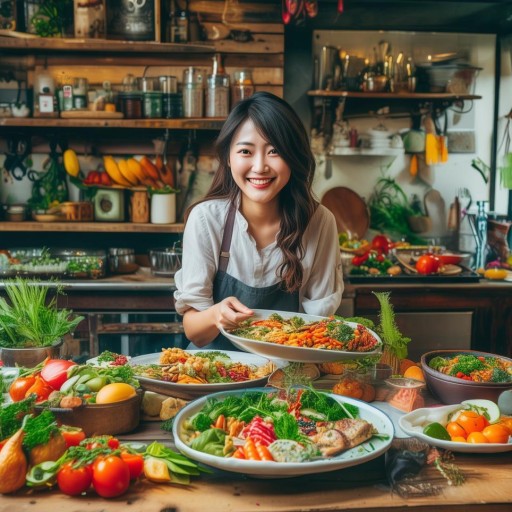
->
[73,77,89,109]
[205,74,229,117]
[182,67,205,118]
[159,76,182,118]
[143,91,163,118]
[231,69,254,105]
[118,92,143,119]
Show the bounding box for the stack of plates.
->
[367,126,391,149]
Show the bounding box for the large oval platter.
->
[129,350,274,399]
[399,405,512,454]
[173,388,394,478]
[220,309,382,363]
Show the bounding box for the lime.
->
[423,422,451,441]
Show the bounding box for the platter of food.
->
[129,349,275,399]
[173,387,394,477]
[399,399,512,453]
[220,309,382,363]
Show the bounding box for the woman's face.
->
[228,118,291,207]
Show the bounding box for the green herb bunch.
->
[0,278,84,348]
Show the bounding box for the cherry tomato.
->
[446,421,467,439]
[352,252,370,266]
[9,375,37,402]
[61,428,86,447]
[25,375,53,402]
[92,455,130,498]
[120,452,144,480]
[455,411,487,435]
[57,462,93,496]
[466,431,489,444]
[416,254,441,275]
[40,359,77,391]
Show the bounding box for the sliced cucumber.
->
[461,399,501,423]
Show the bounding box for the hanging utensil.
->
[281,0,291,24]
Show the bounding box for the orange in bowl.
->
[403,365,425,382]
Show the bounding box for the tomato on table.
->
[25,375,53,402]
[371,234,392,254]
[61,428,86,447]
[120,452,144,480]
[92,455,130,498]
[40,359,77,391]
[57,462,93,496]
[455,410,488,436]
[415,254,441,275]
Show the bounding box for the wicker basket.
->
[59,202,94,222]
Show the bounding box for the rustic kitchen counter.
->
[0,419,510,512]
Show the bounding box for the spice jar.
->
[143,91,163,118]
[205,74,229,118]
[231,69,254,105]
[159,75,182,118]
[182,67,205,118]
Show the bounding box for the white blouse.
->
[174,198,343,316]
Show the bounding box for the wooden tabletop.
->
[0,421,511,512]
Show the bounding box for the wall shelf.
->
[307,91,481,101]
[328,147,404,157]
[0,222,185,233]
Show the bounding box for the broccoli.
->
[490,367,511,383]
[449,355,485,376]
[189,412,213,432]
[429,356,449,371]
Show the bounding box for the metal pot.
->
[108,248,139,274]
[149,247,182,277]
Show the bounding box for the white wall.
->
[311,30,498,246]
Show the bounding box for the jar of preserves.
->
[118,92,143,119]
[205,74,229,118]
[231,69,254,105]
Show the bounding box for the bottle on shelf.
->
[166,0,189,43]
[475,200,489,270]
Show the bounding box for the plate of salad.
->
[173,387,394,477]
[129,349,275,399]
[220,309,382,363]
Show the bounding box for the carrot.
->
[214,414,226,430]
[243,438,261,460]
[232,447,246,459]
[255,442,274,461]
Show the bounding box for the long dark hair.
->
[188,91,317,292]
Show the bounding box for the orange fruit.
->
[399,358,418,375]
[498,417,512,433]
[482,424,511,444]
[446,421,467,439]
[451,436,467,443]
[455,410,487,435]
[403,365,425,382]
[466,431,489,443]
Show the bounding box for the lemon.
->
[483,268,508,280]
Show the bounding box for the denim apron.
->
[187,203,299,350]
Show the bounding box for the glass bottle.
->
[231,69,254,105]
[167,0,188,43]
[475,200,488,270]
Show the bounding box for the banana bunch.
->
[103,155,175,188]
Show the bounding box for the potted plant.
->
[0,278,84,367]
[148,185,179,224]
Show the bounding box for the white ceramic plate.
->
[220,309,382,363]
[129,350,274,399]
[399,405,512,453]
[173,388,394,477]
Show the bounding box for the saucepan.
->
[149,247,182,277]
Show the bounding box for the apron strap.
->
[218,203,237,273]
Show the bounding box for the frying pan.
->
[321,186,370,240]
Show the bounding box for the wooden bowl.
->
[0,340,63,368]
[43,390,143,436]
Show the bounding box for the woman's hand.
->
[213,296,254,330]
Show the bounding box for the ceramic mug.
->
[151,193,176,224]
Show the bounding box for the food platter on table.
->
[399,404,512,454]
[220,309,382,363]
[173,388,395,478]
[129,350,275,399]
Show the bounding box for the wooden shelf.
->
[0,118,226,130]
[307,90,481,101]
[328,148,404,157]
[0,222,185,233]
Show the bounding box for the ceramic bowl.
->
[0,340,63,368]
[420,350,512,405]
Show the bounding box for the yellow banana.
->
[63,149,80,177]
[117,158,139,186]
[103,156,132,187]
[127,158,146,184]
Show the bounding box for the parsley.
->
[0,396,36,439]
[327,321,355,342]
[22,410,59,451]
[300,389,359,421]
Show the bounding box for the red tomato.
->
[371,234,391,254]
[25,375,53,402]
[40,359,77,391]
[9,375,37,402]
[415,254,441,275]
[92,455,130,498]
[57,462,93,496]
[120,452,144,480]
[61,428,86,447]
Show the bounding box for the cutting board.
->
[423,189,447,236]
[60,110,124,119]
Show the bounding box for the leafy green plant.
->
[148,185,180,196]
[30,0,73,38]
[0,278,83,348]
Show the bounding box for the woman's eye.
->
[238,149,251,155]
[269,148,278,155]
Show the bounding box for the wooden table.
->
[1,421,510,512]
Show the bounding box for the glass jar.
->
[182,67,205,118]
[143,91,163,118]
[162,92,183,118]
[231,69,254,105]
[118,92,143,119]
[205,74,229,118]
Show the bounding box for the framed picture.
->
[105,0,160,42]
